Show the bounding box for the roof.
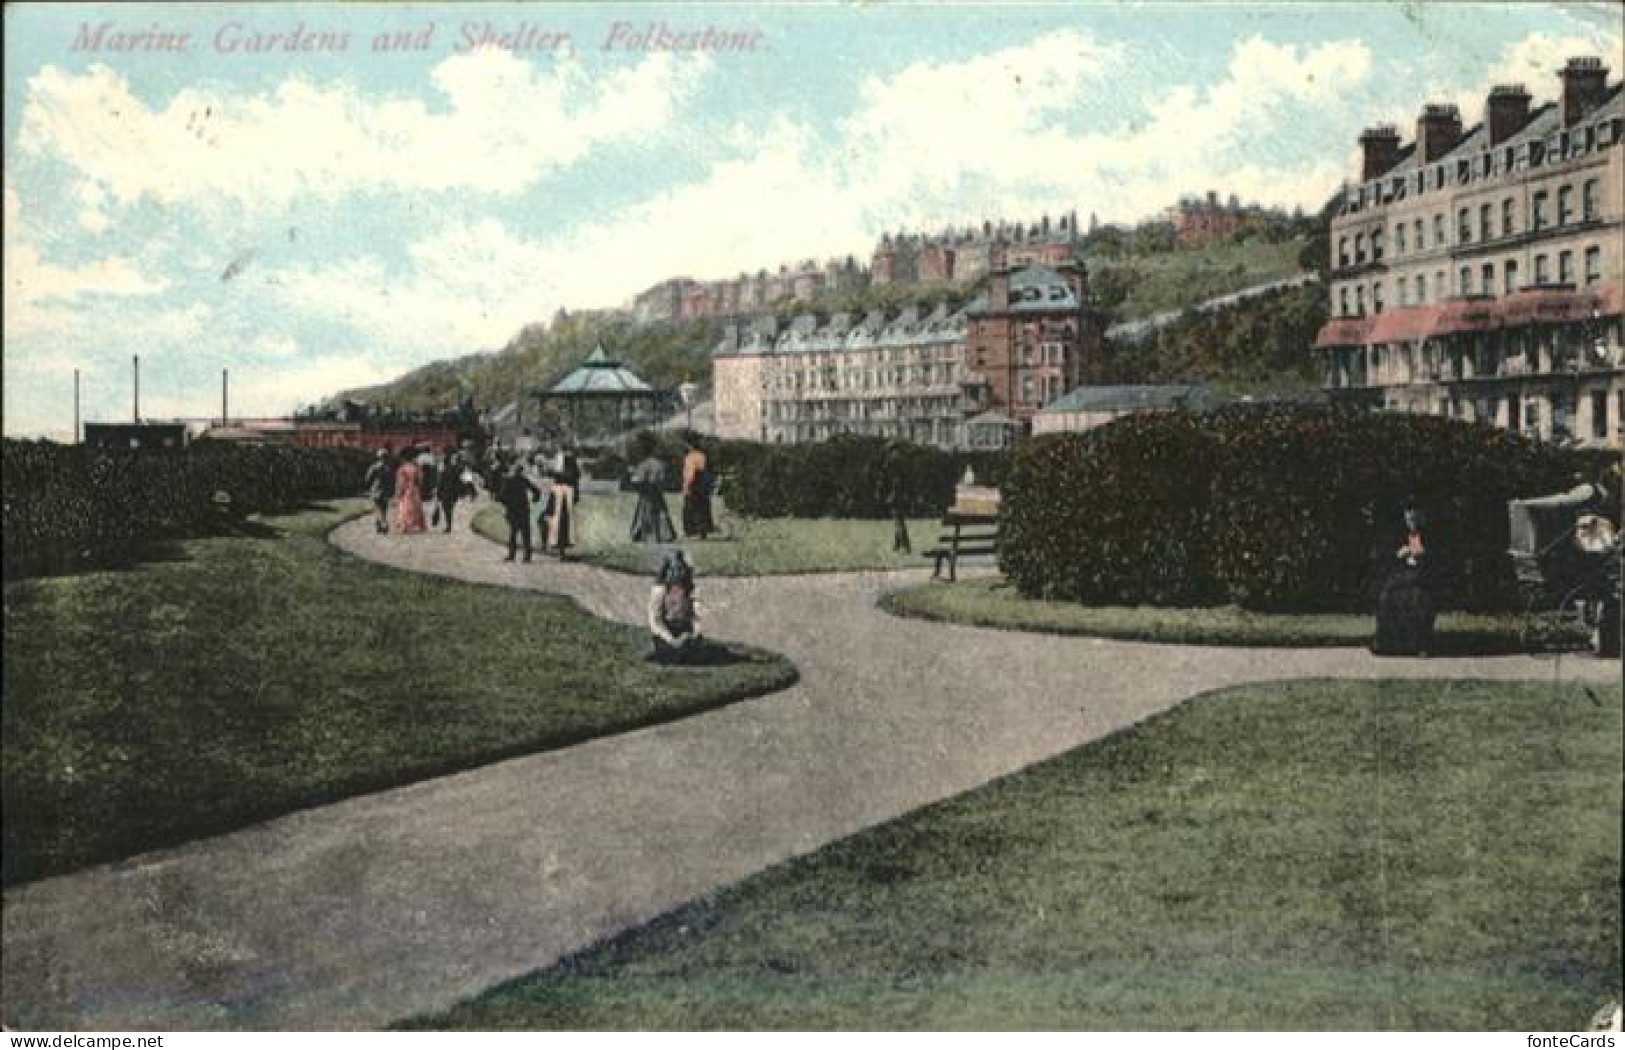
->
[1039,384,1222,414]
[965,264,1081,316]
[544,346,654,396]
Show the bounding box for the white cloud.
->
[16,47,711,211]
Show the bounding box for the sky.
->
[3,1,1621,438]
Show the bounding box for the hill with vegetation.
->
[332,212,1327,413]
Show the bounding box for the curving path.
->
[3,510,1615,1031]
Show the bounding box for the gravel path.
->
[3,509,1613,1030]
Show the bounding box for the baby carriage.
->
[1507,483,1621,656]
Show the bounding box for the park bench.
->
[925,509,1000,581]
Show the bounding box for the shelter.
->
[532,346,662,447]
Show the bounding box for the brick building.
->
[869,212,1080,288]
[1314,57,1624,448]
[1165,191,1247,247]
[961,262,1105,424]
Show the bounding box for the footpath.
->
[2,511,1613,1030]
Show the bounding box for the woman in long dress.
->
[628,444,677,543]
[394,448,427,534]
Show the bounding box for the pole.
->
[222,369,229,426]
[133,355,140,423]
[73,369,80,443]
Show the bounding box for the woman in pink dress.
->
[394,448,427,533]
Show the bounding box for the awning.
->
[1497,287,1601,327]
[1313,315,1374,349]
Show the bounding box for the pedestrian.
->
[434,448,469,532]
[681,437,715,540]
[497,460,542,562]
[422,449,441,526]
[364,448,396,534]
[544,461,575,559]
[1372,500,1436,656]
[628,435,677,543]
[648,549,702,662]
[394,446,427,534]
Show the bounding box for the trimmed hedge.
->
[1001,407,1617,613]
[3,439,372,578]
[591,431,1010,518]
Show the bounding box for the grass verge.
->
[409,678,1622,1030]
[1,500,796,885]
[473,492,938,576]
[881,576,1585,653]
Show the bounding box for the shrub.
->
[2,439,372,578]
[1000,417,1221,605]
[705,435,1010,519]
[1000,408,1605,613]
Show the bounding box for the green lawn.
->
[411,678,1622,1031]
[1089,238,1305,322]
[882,576,1584,653]
[1,501,796,885]
[474,492,938,576]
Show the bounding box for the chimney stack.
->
[1560,56,1608,126]
[1486,84,1532,146]
[1359,124,1402,179]
[1417,104,1464,163]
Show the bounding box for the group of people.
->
[365,436,716,664]
[627,436,714,544]
[491,449,582,563]
[364,445,476,536]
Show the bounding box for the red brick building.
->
[962,261,1105,425]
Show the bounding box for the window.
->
[1559,250,1574,285]
[1534,254,1549,283]
[1373,281,1384,314]
[1481,263,1494,294]
[1558,185,1573,226]
[1355,285,1366,315]
[1502,197,1515,235]
[1533,190,1548,230]
[1355,233,1366,264]
[1415,219,1425,250]
[1020,375,1036,403]
[1372,228,1384,261]
[1416,274,1427,303]
[1585,246,1602,285]
[1459,266,1472,295]
[1594,391,1610,441]
[1395,223,1406,255]
[1398,277,1409,306]
[1505,259,1519,294]
[1433,214,1445,245]
[1338,236,1349,267]
[1583,179,1599,222]
[1340,287,1351,316]
[1480,203,1494,240]
[1458,207,1472,243]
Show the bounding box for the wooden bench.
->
[924,510,999,581]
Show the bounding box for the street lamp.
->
[678,379,698,432]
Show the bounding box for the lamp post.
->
[678,379,698,432]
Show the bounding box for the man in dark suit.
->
[498,461,542,562]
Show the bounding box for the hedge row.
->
[1000,407,1617,613]
[3,439,373,578]
[592,431,1010,518]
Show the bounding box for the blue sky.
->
[4,1,1620,436]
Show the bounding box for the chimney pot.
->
[1416,103,1464,164]
[1486,83,1532,146]
[1359,124,1402,179]
[1560,56,1610,126]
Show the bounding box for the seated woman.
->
[648,550,702,662]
